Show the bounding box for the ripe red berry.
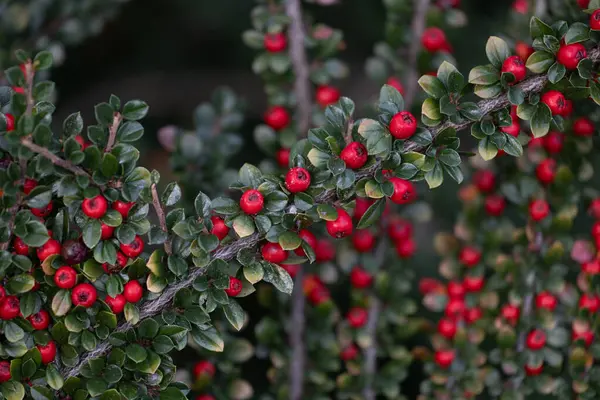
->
[347,307,368,328]
[582,259,600,275]
[459,246,481,267]
[500,121,520,137]
[561,99,573,117]
[82,195,108,219]
[386,77,404,94]
[54,266,77,289]
[501,304,520,325]
[326,208,353,238]
[37,239,61,261]
[123,280,144,303]
[308,285,330,306]
[501,56,526,83]
[419,278,443,295]
[316,85,341,107]
[210,216,229,241]
[120,235,144,258]
[592,221,600,237]
[421,27,448,53]
[13,237,29,255]
[105,294,127,314]
[5,114,15,131]
[74,135,88,149]
[465,307,482,324]
[0,296,20,320]
[389,177,416,204]
[535,159,556,185]
[484,194,506,216]
[434,350,455,368]
[261,242,288,264]
[535,291,557,311]
[350,266,373,289]
[541,90,566,115]
[0,361,10,383]
[31,202,53,218]
[557,43,587,70]
[264,32,287,52]
[12,86,24,94]
[276,148,290,167]
[264,106,290,131]
[340,142,368,169]
[437,318,457,339]
[294,229,317,256]
[515,41,534,62]
[100,223,114,240]
[352,229,375,253]
[525,363,543,376]
[388,218,412,242]
[589,198,600,219]
[591,9,600,30]
[447,281,465,299]
[340,344,359,361]
[353,197,373,220]
[285,167,311,193]
[578,0,590,7]
[579,293,600,312]
[23,178,37,195]
[529,199,550,222]
[473,170,495,193]
[463,275,484,292]
[225,276,243,297]
[573,117,595,137]
[112,200,134,218]
[196,396,215,400]
[395,238,416,258]
[280,264,300,278]
[37,340,56,364]
[28,310,50,330]
[71,283,97,308]
[389,111,417,140]
[445,300,465,321]
[512,0,528,13]
[0,287,6,299]
[194,360,216,379]
[315,239,335,262]
[572,328,594,347]
[526,329,546,350]
[240,189,264,214]
[543,131,563,154]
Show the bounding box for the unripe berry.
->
[389,111,417,139]
[28,310,50,330]
[112,200,134,218]
[535,159,556,185]
[421,27,448,53]
[352,229,375,252]
[105,294,127,314]
[573,117,595,137]
[557,43,587,70]
[276,148,290,167]
[240,189,264,214]
[81,195,108,219]
[529,199,550,221]
[541,90,566,115]
[315,85,340,107]
[591,9,600,30]
[340,344,359,361]
[54,266,77,289]
[225,276,243,297]
[388,218,412,242]
[0,361,10,383]
[72,283,97,308]
[437,318,457,339]
[123,280,144,303]
[31,202,53,218]
[395,238,416,258]
[210,216,229,240]
[386,77,404,94]
[261,242,288,264]
[485,194,506,216]
[515,41,534,61]
[543,131,563,154]
[294,229,317,256]
[37,239,61,262]
[264,106,290,131]
[120,235,144,258]
[434,350,455,368]
[264,32,287,52]
[459,246,481,267]
[535,291,557,311]
[37,340,56,364]
[13,237,29,255]
[473,170,495,193]
[389,177,416,204]
[579,293,600,312]
[326,208,353,238]
[0,296,20,320]
[350,266,373,289]
[194,360,216,379]
[285,167,311,193]
[100,223,114,240]
[501,56,526,83]
[346,307,368,328]
[526,329,546,350]
[340,142,368,169]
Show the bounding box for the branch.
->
[285,0,312,136]
[105,113,123,153]
[20,138,91,178]
[24,62,35,116]
[403,0,431,109]
[150,183,172,255]
[289,268,306,400]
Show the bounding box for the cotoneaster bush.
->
[1,0,600,399]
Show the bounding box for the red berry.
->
[353,197,373,220]
[386,77,404,94]
[561,99,573,117]
[589,198,600,219]
[37,340,56,364]
[459,246,481,267]
[37,239,61,261]
[340,142,368,169]
[61,239,87,265]
[123,280,144,303]
[210,216,229,241]
[5,114,15,132]
[82,195,108,219]
[240,189,264,214]
[582,260,600,275]
[515,41,534,62]
[396,238,416,258]
[578,0,590,7]
[74,135,88,149]
[421,27,448,53]
[541,90,567,115]
[54,266,77,289]
[485,194,506,216]
[12,86,24,94]
[389,177,416,204]
[389,111,417,140]
[13,237,29,255]
[0,361,10,383]
[473,170,495,193]
[120,235,144,258]
[437,318,457,339]
[591,9,600,30]
[261,242,288,264]
[529,199,550,222]
[579,293,600,312]
[196,396,215,400]
[572,329,594,347]
[350,266,373,289]
[535,291,557,311]
[112,200,134,218]
[464,307,482,324]
[0,296,20,320]
[501,56,526,83]
[543,131,563,154]
[280,264,300,278]
[276,148,290,167]
[117,251,128,267]
[308,285,330,306]
[434,350,455,368]
[347,307,368,328]
[28,310,50,330]
[294,229,317,256]
[463,275,484,292]
[100,223,114,240]
[0,287,5,299]
[388,218,412,241]
[573,117,595,137]
[352,229,375,252]
[501,304,520,325]
[419,278,444,295]
[315,239,335,262]
[557,43,587,70]
[264,106,290,131]
[285,167,311,193]
[70,284,96,309]
[194,360,216,379]
[264,32,287,52]
[501,122,520,137]
[526,329,546,350]
[31,202,53,218]
[316,85,340,107]
[225,276,243,297]
[340,344,359,361]
[445,298,465,319]
[447,281,465,299]
[592,221,600,237]
[536,159,556,185]
[512,0,528,13]
[23,178,37,195]
[326,208,353,239]
[525,363,543,376]
[105,294,126,314]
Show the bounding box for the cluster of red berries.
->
[473,170,506,217]
[192,360,216,400]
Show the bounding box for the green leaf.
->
[83,220,102,248]
[159,387,188,400]
[507,86,525,105]
[263,264,294,294]
[95,103,114,126]
[232,215,255,238]
[34,51,53,70]
[122,167,151,202]
[117,121,144,143]
[192,326,224,352]
[167,256,188,277]
[4,322,24,343]
[356,198,385,229]
[439,149,461,166]
[547,62,566,84]
[26,186,52,209]
[417,75,446,99]
[530,16,554,40]
[459,102,483,121]
[278,231,301,250]
[161,182,181,206]
[421,98,442,120]
[378,84,404,115]
[46,365,64,390]
[485,36,511,68]
[194,192,212,218]
[468,65,499,85]
[126,343,147,363]
[564,22,590,44]
[503,134,524,157]
[212,197,240,215]
[238,163,263,187]
[63,112,84,136]
[478,137,498,161]
[307,148,329,168]
[424,163,444,189]
[1,381,25,400]
[122,100,149,121]
[357,119,391,156]
[223,300,246,331]
[531,104,552,138]
[138,318,159,339]
[473,83,502,99]
[243,263,264,284]
[7,274,34,294]
[526,51,554,73]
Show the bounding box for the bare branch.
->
[150,183,172,255]
[105,113,123,153]
[403,0,431,109]
[20,138,91,178]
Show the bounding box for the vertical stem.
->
[289,267,306,400]
[150,183,172,255]
[403,0,431,109]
